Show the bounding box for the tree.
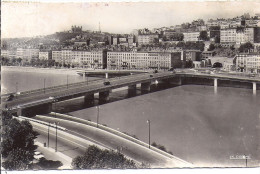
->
[208,44,215,51]
[199,31,209,41]
[1,118,39,170]
[71,145,136,169]
[239,42,254,53]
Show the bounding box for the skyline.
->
[2,1,260,38]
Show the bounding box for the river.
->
[2,66,260,167]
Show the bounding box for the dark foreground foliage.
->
[71,145,136,169]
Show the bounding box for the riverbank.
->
[2,66,81,76]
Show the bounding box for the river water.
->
[2,66,260,167]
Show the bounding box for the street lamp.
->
[55,122,59,152]
[15,82,18,94]
[47,122,50,148]
[147,119,151,149]
[67,75,69,89]
[44,78,46,94]
[96,106,100,128]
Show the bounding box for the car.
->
[5,94,14,101]
[153,70,158,73]
[103,81,110,85]
[150,75,153,77]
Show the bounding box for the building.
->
[137,34,159,45]
[52,51,62,63]
[16,48,39,61]
[185,50,202,61]
[128,35,134,47]
[220,28,237,46]
[71,51,104,68]
[235,53,260,73]
[107,51,183,70]
[220,27,255,46]
[39,52,49,60]
[183,32,200,42]
[113,37,118,45]
[119,37,127,43]
[163,30,176,40]
[201,51,216,59]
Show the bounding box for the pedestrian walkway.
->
[35,141,73,169]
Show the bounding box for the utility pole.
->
[47,122,50,147]
[44,78,46,94]
[96,106,100,128]
[147,119,151,149]
[55,122,58,152]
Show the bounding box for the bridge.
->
[3,71,260,117]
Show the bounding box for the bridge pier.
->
[17,103,52,117]
[141,82,151,92]
[84,93,95,105]
[214,78,218,87]
[253,82,256,94]
[99,90,110,103]
[128,84,137,96]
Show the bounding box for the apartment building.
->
[52,51,62,63]
[220,28,237,45]
[39,52,49,60]
[16,48,39,60]
[183,32,200,42]
[235,53,260,73]
[107,51,182,70]
[71,51,103,68]
[137,34,159,45]
[220,27,255,46]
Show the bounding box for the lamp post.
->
[96,106,100,128]
[67,75,69,89]
[55,122,59,152]
[147,119,151,149]
[44,78,46,94]
[15,82,18,93]
[47,122,50,148]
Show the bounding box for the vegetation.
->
[199,31,209,41]
[35,157,62,170]
[208,43,216,51]
[177,41,205,51]
[1,111,39,170]
[238,42,254,53]
[71,145,136,169]
[151,142,173,155]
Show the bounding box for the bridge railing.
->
[14,73,151,97]
[17,78,105,97]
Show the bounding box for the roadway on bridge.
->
[33,114,190,168]
[4,72,175,109]
[4,71,260,110]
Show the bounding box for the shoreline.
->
[2,66,81,75]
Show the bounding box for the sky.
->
[2,1,260,38]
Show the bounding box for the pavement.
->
[35,141,73,169]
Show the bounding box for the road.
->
[33,114,190,168]
[4,72,172,109]
[4,71,260,109]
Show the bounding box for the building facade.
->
[183,32,200,42]
[39,52,49,60]
[137,34,159,45]
[220,27,255,46]
[71,51,103,68]
[107,51,183,70]
[235,53,260,73]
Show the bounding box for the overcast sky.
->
[2,1,260,38]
